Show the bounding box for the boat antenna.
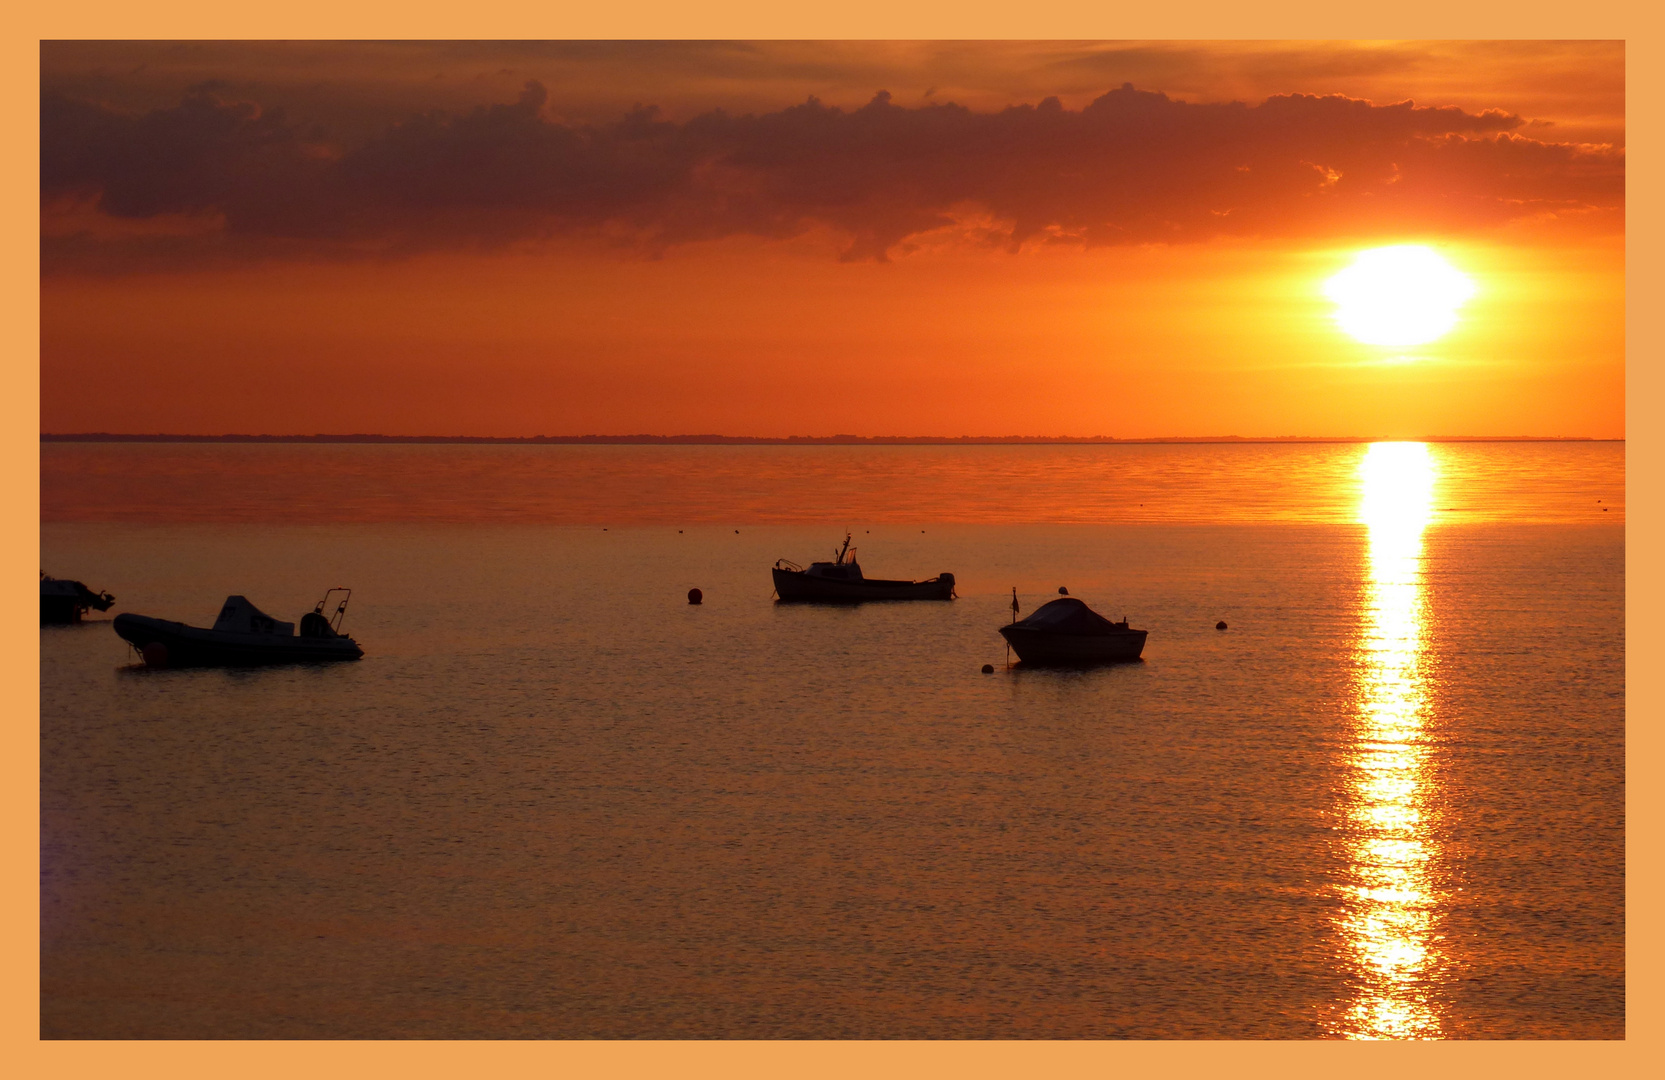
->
[1008,587,1019,668]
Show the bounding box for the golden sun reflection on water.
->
[1337,442,1445,1039]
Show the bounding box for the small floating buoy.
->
[981,663,995,674]
[1058,586,1069,595]
[735,530,740,534]
[1216,620,1228,631]
[688,588,703,605]
[678,530,683,533]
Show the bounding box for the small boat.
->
[998,596,1147,664]
[41,573,115,624]
[113,588,363,667]
[773,534,955,602]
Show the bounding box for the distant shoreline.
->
[40,433,1614,445]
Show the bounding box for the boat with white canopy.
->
[998,595,1146,664]
[114,589,363,667]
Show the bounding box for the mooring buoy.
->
[1058,586,1069,595]
[688,588,703,605]
[981,664,995,674]
[1216,620,1228,630]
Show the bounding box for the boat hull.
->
[998,625,1147,664]
[41,594,85,624]
[113,613,363,667]
[772,567,955,602]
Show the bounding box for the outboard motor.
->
[939,572,956,596]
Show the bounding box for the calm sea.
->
[40,441,1624,1038]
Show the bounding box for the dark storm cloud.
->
[40,80,1624,269]
[43,83,328,226]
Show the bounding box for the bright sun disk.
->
[1325,246,1475,347]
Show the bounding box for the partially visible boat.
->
[998,596,1146,664]
[113,588,363,667]
[41,573,114,624]
[772,534,955,602]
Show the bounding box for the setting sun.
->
[1325,246,1477,347]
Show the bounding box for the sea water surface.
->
[40,441,1624,1038]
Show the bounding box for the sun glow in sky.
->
[1325,247,1477,348]
[38,41,1625,438]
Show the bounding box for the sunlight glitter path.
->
[1335,442,1447,1039]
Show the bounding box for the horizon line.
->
[39,433,1616,445]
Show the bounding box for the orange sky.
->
[39,41,1625,438]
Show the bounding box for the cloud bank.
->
[41,80,1624,269]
